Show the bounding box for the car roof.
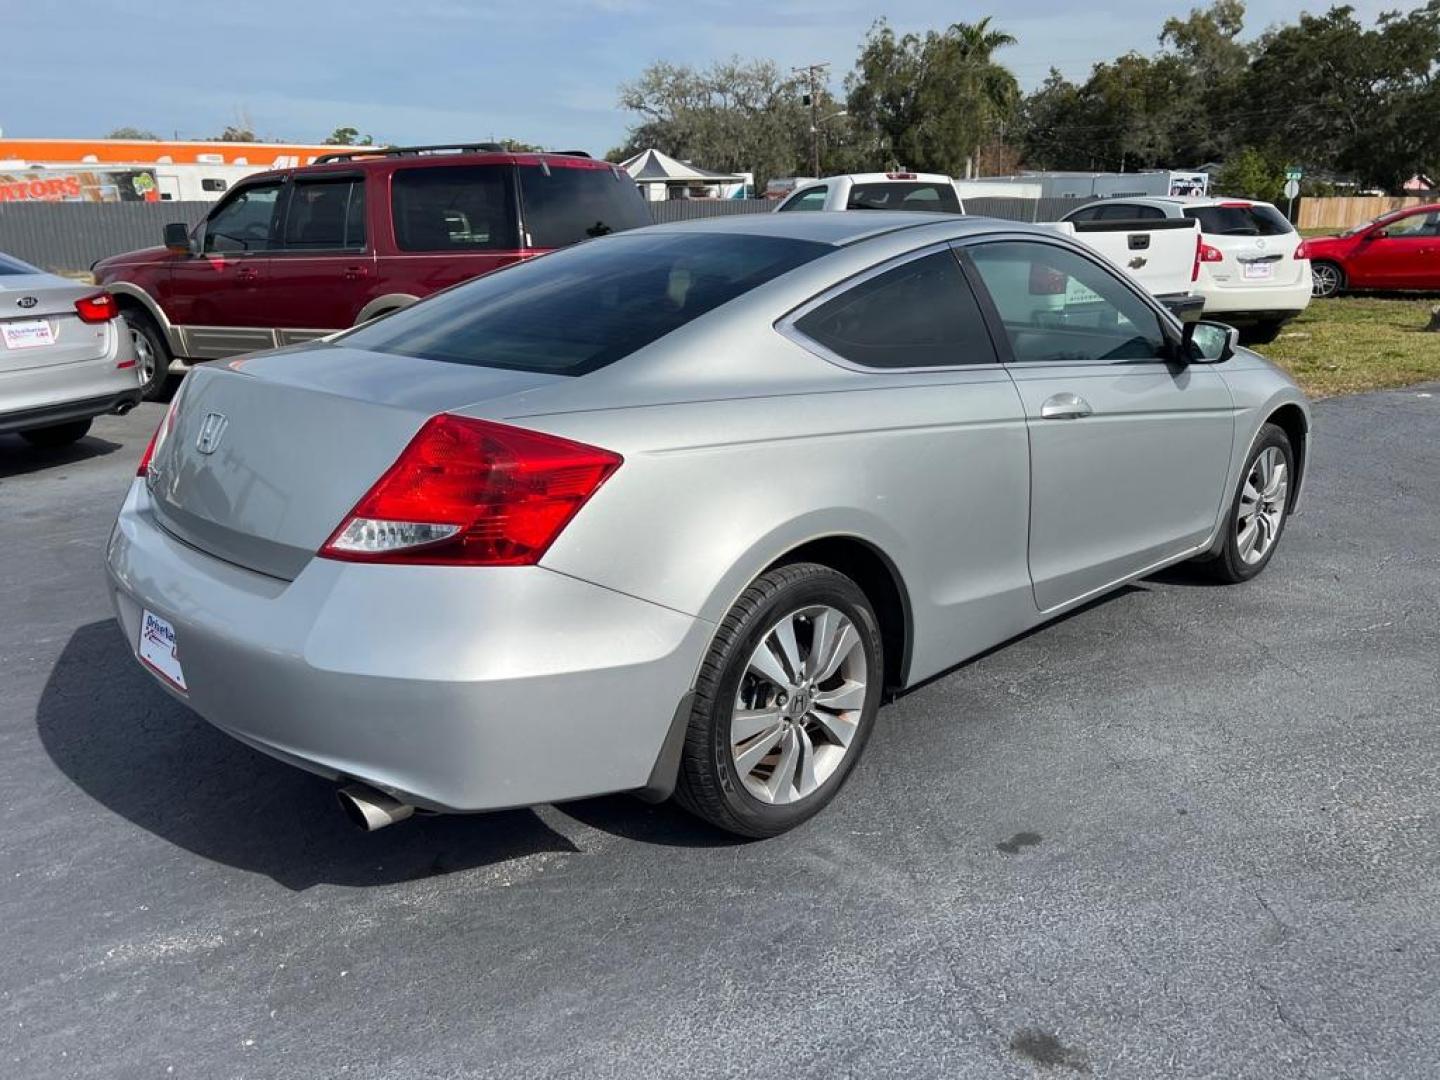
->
[641,210,1038,247]
[229,149,613,186]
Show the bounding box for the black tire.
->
[675,563,884,838]
[19,418,92,448]
[123,311,171,401]
[1202,423,1295,584]
[1310,260,1344,299]
[1243,320,1286,345]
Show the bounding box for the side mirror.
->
[1181,319,1239,363]
[163,223,193,255]
[1162,294,1206,325]
[1372,228,1389,240]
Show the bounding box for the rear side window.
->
[0,253,38,275]
[391,166,518,252]
[778,186,827,212]
[1184,203,1292,236]
[846,183,961,213]
[339,232,828,375]
[281,178,366,250]
[518,164,650,248]
[1098,203,1165,220]
[792,250,996,368]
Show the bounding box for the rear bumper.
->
[1198,279,1311,321]
[105,481,711,812]
[0,387,141,435]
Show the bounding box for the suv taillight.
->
[1199,243,1224,263]
[320,414,622,566]
[74,292,119,323]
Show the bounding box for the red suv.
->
[1300,203,1440,298]
[94,144,651,397]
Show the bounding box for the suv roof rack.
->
[313,143,592,164]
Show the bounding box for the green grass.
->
[1251,296,1440,398]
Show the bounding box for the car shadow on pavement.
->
[0,435,122,478]
[37,620,587,891]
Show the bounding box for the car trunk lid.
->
[146,345,563,580]
[0,276,113,372]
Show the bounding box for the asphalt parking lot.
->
[2,387,1438,1079]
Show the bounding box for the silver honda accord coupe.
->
[107,212,1310,837]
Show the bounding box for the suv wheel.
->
[675,563,883,838]
[124,312,170,401]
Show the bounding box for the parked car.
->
[93,144,652,399]
[775,172,967,214]
[1300,203,1440,297]
[1062,196,1311,341]
[109,213,1310,838]
[1,252,140,447]
[1051,216,1201,303]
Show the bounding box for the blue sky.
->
[1,1,1396,156]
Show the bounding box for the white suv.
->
[774,172,966,215]
[1062,197,1310,341]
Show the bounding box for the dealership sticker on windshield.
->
[1,320,55,350]
[138,609,187,690]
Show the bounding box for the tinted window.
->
[0,253,38,275]
[1066,206,1101,222]
[1099,203,1165,220]
[518,163,650,248]
[778,187,827,212]
[846,182,961,213]
[204,182,283,252]
[968,240,1167,364]
[792,250,996,368]
[1184,203,1292,236]
[391,165,518,252]
[201,177,227,192]
[280,178,366,250]
[339,233,827,375]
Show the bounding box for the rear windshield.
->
[338,232,829,375]
[518,163,650,248]
[847,182,961,213]
[391,165,520,251]
[0,253,39,275]
[1184,203,1292,236]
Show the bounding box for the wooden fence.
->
[1298,196,1433,230]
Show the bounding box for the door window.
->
[391,165,519,251]
[967,240,1168,364]
[203,182,283,253]
[1381,212,1437,238]
[279,178,366,251]
[778,186,828,212]
[517,164,650,248]
[791,250,997,368]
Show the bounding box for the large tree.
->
[846,18,1019,175]
[612,57,837,188]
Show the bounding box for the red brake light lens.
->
[1294,240,1313,260]
[320,414,622,566]
[137,391,183,477]
[1199,243,1224,263]
[74,292,119,323]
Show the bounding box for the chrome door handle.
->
[1040,392,1093,420]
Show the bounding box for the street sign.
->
[1283,178,1301,200]
[1285,167,1302,181]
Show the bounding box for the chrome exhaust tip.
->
[336,783,414,831]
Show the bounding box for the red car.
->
[94,144,651,397]
[1300,203,1440,298]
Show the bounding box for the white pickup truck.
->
[1051,216,1201,304]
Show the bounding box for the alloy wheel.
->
[131,325,158,388]
[730,605,868,805]
[1311,263,1341,298]
[1238,446,1288,565]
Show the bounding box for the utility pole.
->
[793,62,829,178]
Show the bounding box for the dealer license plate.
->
[1,320,55,349]
[138,609,188,690]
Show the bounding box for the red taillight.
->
[1199,243,1224,262]
[74,292,119,323]
[136,393,182,477]
[320,414,623,566]
[1294,240,1313,260]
